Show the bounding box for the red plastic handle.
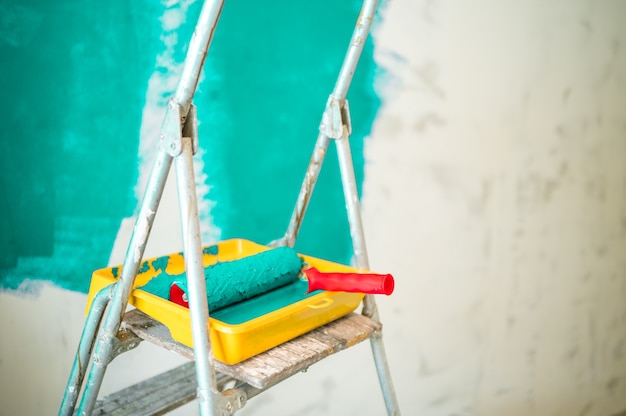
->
[303,267,395,295]
[170,283,189,308]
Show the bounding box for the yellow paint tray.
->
[86,238,364,364]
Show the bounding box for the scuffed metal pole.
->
[335,134,401,415]
[59,286,113,415]
[174,1,223,118]
[175,136,219,415]
[281,132,331,247]
[281,0,379,248]
[167,1,224,415]
[75,148,173,415]
[281,0,402,414]
[331,0,378,100]
[66,1,225,414]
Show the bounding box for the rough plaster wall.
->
[363,0,626,414]
[1,1,626,415]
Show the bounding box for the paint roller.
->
[156,246,394,310]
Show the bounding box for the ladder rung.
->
[122,308,382,389]
[93,362,234,415]
[93,362,197,415]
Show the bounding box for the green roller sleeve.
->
[140,247,304,312]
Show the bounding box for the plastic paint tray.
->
[86,238,364,364]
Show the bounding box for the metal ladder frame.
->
[59,0,400,414]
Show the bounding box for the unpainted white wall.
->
[362,1,626,414]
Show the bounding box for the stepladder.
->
[59,0,401,414]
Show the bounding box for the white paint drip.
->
[109,0,220,265]
[135,0,195,193]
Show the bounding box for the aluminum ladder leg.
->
[59,1,228,415]
[277,0,401,413]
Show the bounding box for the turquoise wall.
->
[0,0,380,293]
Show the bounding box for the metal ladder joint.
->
[320,96,352,140]
[160,101,200,157]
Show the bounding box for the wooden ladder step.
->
[121,308,382,389]
[93,362,197,415]
[93,362,234,415]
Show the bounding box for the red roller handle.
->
[303,267,395,295]
[170,283,189,308]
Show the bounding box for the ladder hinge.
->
[220,388,248,415]
[160,100,199,156]
[319,96,352,140]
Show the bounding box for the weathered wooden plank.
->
[321,316,378,348]
[94,362,197,416]
[122,309,382,389]
[212,314,381,388]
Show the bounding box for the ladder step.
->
[93,362,197,415]
[122,308,382,389]
[93,362,234,415]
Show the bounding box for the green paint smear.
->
[202,245,219,256]
[0,0,163,292]
[139,247,304,313]
[197,1,381,264]
[0,1,382,293]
